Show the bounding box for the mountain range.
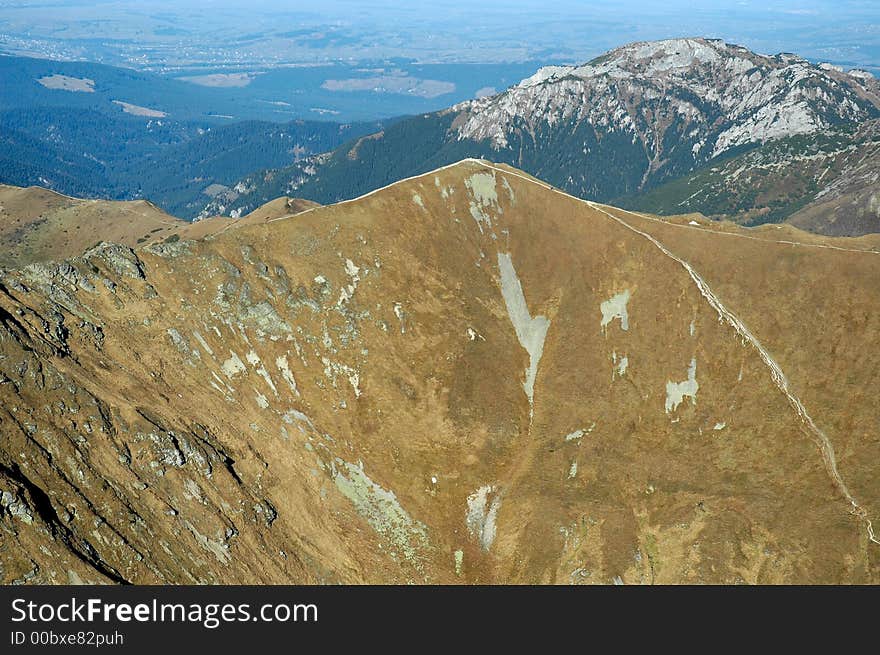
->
[204,38,880,235]
[4,36,880,585]
[5,38,880,234]
[0,184,318,268]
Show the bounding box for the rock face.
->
[2,159,880,584]
[454,38,880,161]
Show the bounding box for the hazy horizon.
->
[1,0,878,71]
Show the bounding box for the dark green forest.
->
[206,108,712,214]
[0,105,384,218]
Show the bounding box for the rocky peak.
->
[455,38,880,161]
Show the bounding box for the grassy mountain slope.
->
[0,184,185,267]
[0,185,318,267]
[2,161,879,584]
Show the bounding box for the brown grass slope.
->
[0,160,878,584]
[0,184,187,268]
[0,184,318,267]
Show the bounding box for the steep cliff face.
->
[2,160,879,584]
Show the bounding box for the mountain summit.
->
[455,38,880,159]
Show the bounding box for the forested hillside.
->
[0,106,384,218]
